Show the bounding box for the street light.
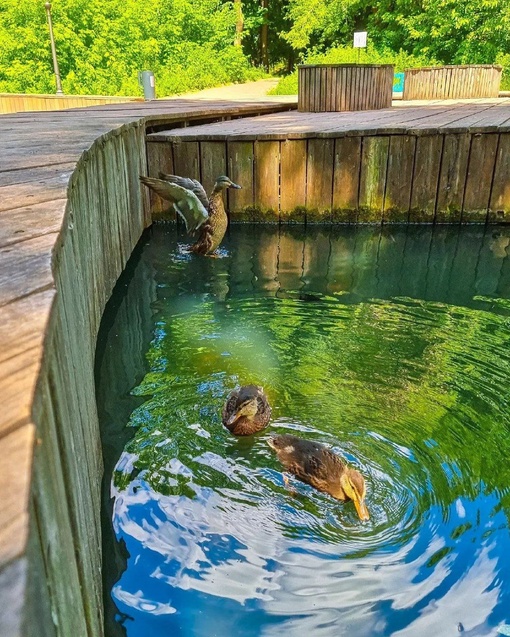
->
[44,2,64,95]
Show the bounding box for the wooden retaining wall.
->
[147,130,510,224]
[403,65,502,100]
[0,93,141,114]
[298,64,394,112]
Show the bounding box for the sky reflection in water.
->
[96,225,510,637]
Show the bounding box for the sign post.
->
[353,31,367,64]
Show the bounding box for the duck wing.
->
[159,173,209,211]
[140,176,208,234]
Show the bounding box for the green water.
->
[96,224,510,637]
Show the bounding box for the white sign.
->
[353,31,367,48]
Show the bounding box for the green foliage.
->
[0,0,264,96]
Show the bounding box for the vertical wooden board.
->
[436,133,470,223]
[358,136,390,222]
[172,141,200,180]
[409,134,443,222]
[254,141,279,220]
[146,140,172,218]
[489,133,510,222]
[384,135,416,222]
[463,133,498,222]
[280,139,307,220]
[200,141,227,197]
[306,138,334,221]
[332,136,362,222]
[227,141,254,219]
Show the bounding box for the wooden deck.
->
[2,93,510,636]
[148,98,510,223]
[0,96,295,637]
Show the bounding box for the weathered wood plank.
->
[254,141,279,220]
[227,141,254,219]
[280,139,307,220]
[463,133,498,222]
[172,141,200,180]
[146,140,174,218]
[409,134,443,222]
[200,141,227,198]
[0,425,34,567]
[384,135,416,221]
[489,133,510,222]
[306,138,334,221]
[436,133,471,223]
[0,558,27,637]
[358,136,390,221]
[332,136,361,222]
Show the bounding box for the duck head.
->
[214,175,242,192]
[339,468,370,521]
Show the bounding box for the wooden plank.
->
[358,136,390,221]
[409,134,443,222]
[280,139,306,220]
[172,140,200,179]
[489,133,510,222]
[463,133,499,222]
[146,140,174,218]
[254,141,279,220]
[306,138,334,221]
[200,141,227,198]
[436,133,471,223]
[332,136,361,222]
[384,135,416,221]
[0,425,34,567]
[0,199,66,248]
[227,141,254,218]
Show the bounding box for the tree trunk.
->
[234,0,244,47]
[261,0,269,71]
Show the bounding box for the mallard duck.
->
[140,173,241,255]
[222,385,271,436]
[268,434,369,521]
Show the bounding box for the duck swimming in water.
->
[222,385,271,436]
[140,173,241,255]
[268,433,369,521]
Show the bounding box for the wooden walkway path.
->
[150,98,510,140]
[148,98,510,224]
[2,92,510,636]
[0,96,294,637]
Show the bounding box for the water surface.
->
[96,224,510,637]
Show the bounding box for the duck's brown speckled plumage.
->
[268,434,370,520]
[191,189,229,255]
[222,385,272,436]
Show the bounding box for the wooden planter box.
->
[298,64,394,112]
[403,65,502,100]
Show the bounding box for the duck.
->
[267,433,369,521]
[222,385,271,436]
[140,173,241,256]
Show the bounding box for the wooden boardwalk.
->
[0,96,295,637]
[2,92,510,636]
[148,98,510,223]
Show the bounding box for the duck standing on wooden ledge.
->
[140,173,241,256]
[222,385,272,436]
[268,434,370,521]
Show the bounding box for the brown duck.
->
[268,434,370,521]
[222,385,271,436]
[140,173,241,255]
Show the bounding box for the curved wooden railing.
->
[0,98,295,637]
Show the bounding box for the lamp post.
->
[44,2,63,95]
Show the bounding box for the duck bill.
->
[230,182,242,189]
[353,497,370,522]
[226,410,241,426]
